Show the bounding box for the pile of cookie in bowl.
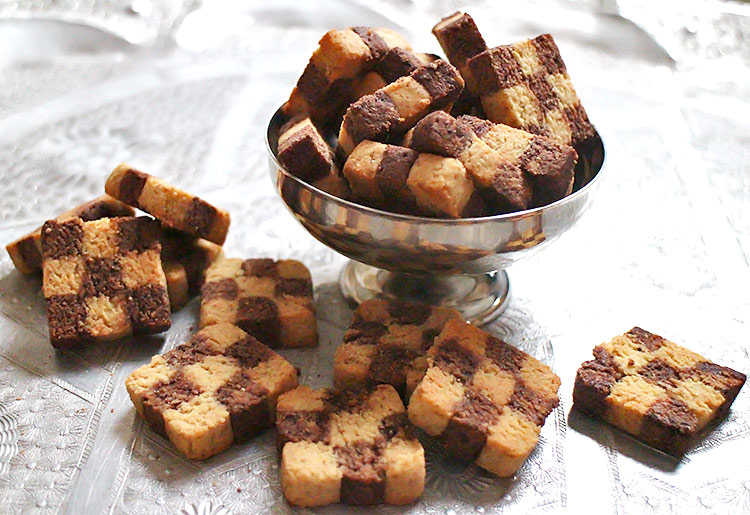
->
[4,11,745,510]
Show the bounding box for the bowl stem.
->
[339,261,510,325]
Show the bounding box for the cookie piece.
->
[459,114,577,205]
[410,111,534,211]
[354,49,438,100]
[277,385,424,507]
[337,59,465,159]
[200,257,317,348]
[160,229,223,310]
[333,300,461,398]
[408,319,560,477]
[126,323,298,459]
[467,34,598,152]
[6,195,134,274]
[342,140,481,218]
[573,327,746,455]
[277,117,337,183]
[105,164,231,245]
[41,216,170,348]
[283,27,412,126]
[432,12,487,95]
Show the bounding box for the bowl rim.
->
[265,106,607,226]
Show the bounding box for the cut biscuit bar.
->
[337,59,465,159]
[105,164,231,245]
[277,117,337,183]
[333,299,461,398]
[126,323,298,459]
[6,195,134,274]
[573,327,746,455]
[410,111,533,211]
[412,111,577,208]
[432,12,487,95]
[467,34,598,151]
[41,216,171,348]
[408,319,560,477]
[276,384,424,507]
[342,140,481,218]
[354,49,438,100]
[459,115,577,205]
[200,257,317,348]
[284,27,412,125]
[160,228,223,310]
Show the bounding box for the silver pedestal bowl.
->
[266,107,605,324]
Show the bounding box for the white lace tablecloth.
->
[0,1,748,513]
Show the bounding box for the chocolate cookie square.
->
[126,323,298,459]
[41,216,170,348]
[573,327,746,455]
[276,384,424,507]
[408,319,560,477]
[334,299,462,398]
[200,257,317,348]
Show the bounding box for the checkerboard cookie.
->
[573,327,746,455]
[283,27,412,126]
[334,300,461,398]
[411,111,533,211]
[467,34,598,152]
[412,111,577,208]
[342,140,484,218]
[41,216,170,348]
[337,59,465,159]
[200,257,316,348]
[160,228,223,310]
[432,12,487,96]
[408,319,560,477]
[105,164,231,245]
[6,195,134,274]
[277,384,424,507]
[126,323,298,459]
[459,114,577,205]
[354,49,438,100]
[277,117,337,184]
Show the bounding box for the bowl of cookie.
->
[267,13,605,324]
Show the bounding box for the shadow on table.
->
[567,407,682,472]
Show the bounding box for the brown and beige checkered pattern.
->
[467,34,597,152]
[126,323,298,460]
[573,327,746,455]
[276,384,424,507]
[284,27,412,127]
[408,318,560,478]
[200,257,317,348]
[6,195,134,275]
[41,216,171,348]
[333,299,461,398]
[337,59,465,158]
[105,164,231,245]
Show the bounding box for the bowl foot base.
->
[339,261,510,325]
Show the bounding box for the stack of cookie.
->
[276,12,600,217]
[6,164,231,348]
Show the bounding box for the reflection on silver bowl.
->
[266,107,605,324]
